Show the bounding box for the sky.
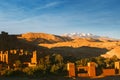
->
[0,0,120,39]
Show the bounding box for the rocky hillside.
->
[50,46,108,59]
[39,38,120,50]
[40,38,120,58]
[39,38,120,59]
[17,32,120,58]
[0,31,47,52]
[19,32,120,50]
[2,31,120,59]
[101,46,120,58]
[19,32,72,44]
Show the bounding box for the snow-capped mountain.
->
[62,32,120,42]
[62,33,101,39]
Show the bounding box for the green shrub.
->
[1,69,25,77]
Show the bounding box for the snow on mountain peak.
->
[62,32,100,39]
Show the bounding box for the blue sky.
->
[0,0,120,38]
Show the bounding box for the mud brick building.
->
[0,50,19,66]
[67,62,96,77]
[67,61,120,77]
[77,62,96,77]
[0,49,39,68]
[115,61,120,74]
[67,62,76,77]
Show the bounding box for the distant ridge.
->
[62,32,100,39]
[1,31,120,58]
[62,32,118,41]
[20,32,72,44]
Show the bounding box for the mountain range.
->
[62,32,100,39]
[0,31,119,59]
[18,32,120,59]
[62,32,119,41]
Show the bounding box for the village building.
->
[67,62,96,77]
[67,62,76,77]
[67,61,120,78]
[115,61,120,74]
[0,49,40,68]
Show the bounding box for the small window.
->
[78,68,88,73]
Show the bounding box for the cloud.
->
[0,14,70,34]
[0,0,120,38]
[35,1,61,10]
[0,1,27,21]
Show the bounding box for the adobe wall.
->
[77,66,89,77]
[67,63,76,77]
[88,62,96,77]
[103,69,115,76]
[0,50,38,68]
[31,51,37,64]
[115,61,120,74]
